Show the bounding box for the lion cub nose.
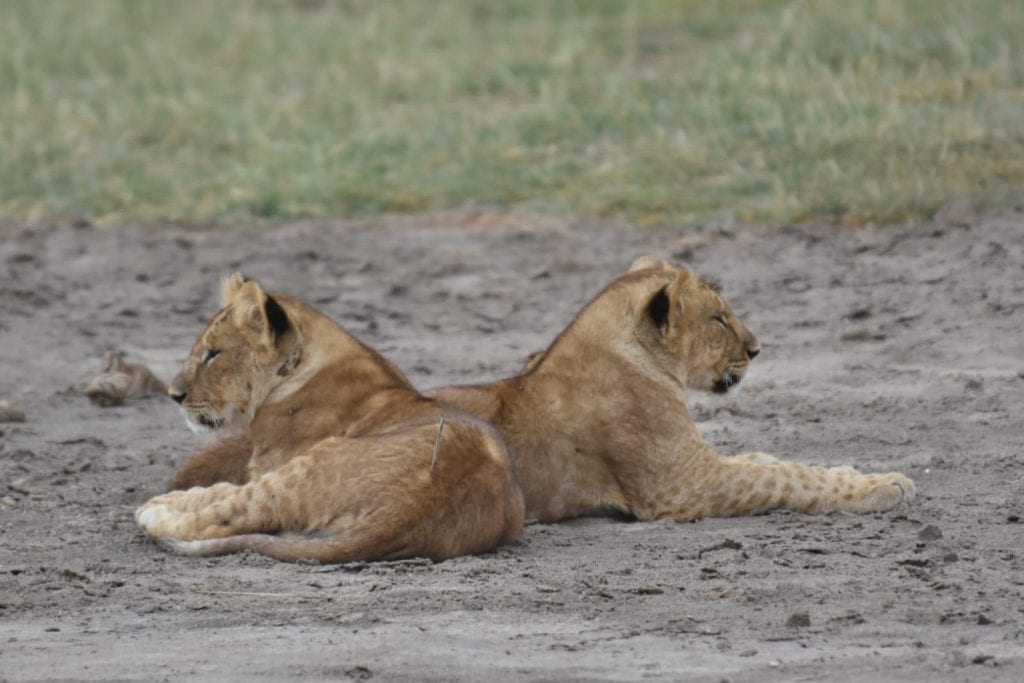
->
[168,388,187,404]
[746,339,761,360]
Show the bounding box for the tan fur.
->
[431,256,914,522]
[167,431,252,490]
[136,274,523,563]
[171,259,915,525]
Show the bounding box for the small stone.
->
[0,401,25,423]
[977,614,993,625]
[84,351,166,407]
[918,524,944,541]
[840,329,886,343]
[786,612,811,628]
[344,666,372,681]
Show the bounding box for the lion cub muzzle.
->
[714,333,760,394]
[746,339,761,360]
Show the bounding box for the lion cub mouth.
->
[197,414,224,429]
[183,410,225,434]
[712,372,740,393]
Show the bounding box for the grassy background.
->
[1,0,1022,228]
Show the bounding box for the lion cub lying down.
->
[134,274,523,563]
[431,256,914,521]
[171,258,914,527]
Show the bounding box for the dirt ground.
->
[1,207,1023,682]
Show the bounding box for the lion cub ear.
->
[221,272,248,306]
[645,269,693,333]
[646,286,671,331]
[629,256,675,273]
[227,277,291,342]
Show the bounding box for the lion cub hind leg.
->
[135,477,285,542]
[660,452,915,521]
[137,421,524,564]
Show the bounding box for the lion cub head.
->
[629,256,760,393]
[168,273,299,434]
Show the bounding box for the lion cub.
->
[433,257,915,522]
[134,274,523,563]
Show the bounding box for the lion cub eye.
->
[203,349,221,365]
[713,315,727,328]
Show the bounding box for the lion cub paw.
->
[856,473,916,513]
[135,504,175,539]
[135,492,188,539]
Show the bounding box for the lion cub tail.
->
[159,529,416,564]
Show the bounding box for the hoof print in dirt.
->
[85,351,167,407]
[0,400,26,422]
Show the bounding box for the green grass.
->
[1,0,1023,227]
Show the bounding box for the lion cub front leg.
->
[733,453,914,515]
[168,432,254,491]
[659,451,915,521]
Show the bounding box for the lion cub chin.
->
[135,273,523,563]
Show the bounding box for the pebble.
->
[0,401,26,422]
[918,524,944,541]
[840,329,887,343]
[786,612,811,628]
